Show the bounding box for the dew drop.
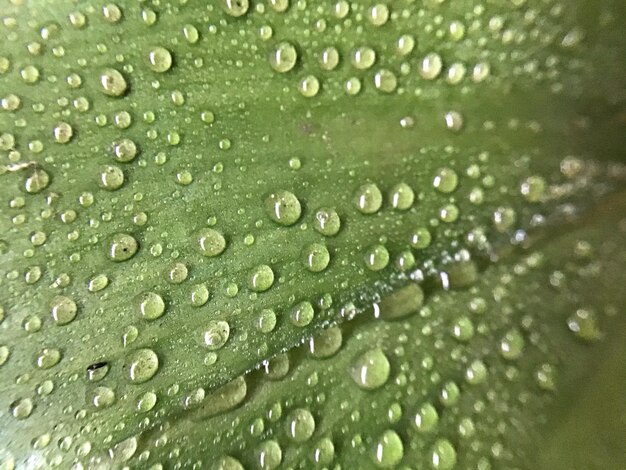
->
[290,301,314,327]
[51,296,77,325]
[269,42,298,73]
[389,183,414,210]
[313,208,341,236]
[203,320,230,350]
[100,68,128,96]
[372,430,403,468]
[147,46,173,73]
[256,309,277,333]
[135,292,165,320]
[374,69,397,93]
[264,190,301,226]
[433,168,459,193]
[90,386,115,408]
[420,53,443,79]
[364,244,389,271]
[285,408,316,442]
[99,165,125,190]
[128,348,159,383]
[430,439,457,470]
[298,75,320,97]
[36,348,61,369]
[414,402,439,432]
[113,138,138,162]
[10,398,33,420]
[107,233,138,261]
[24,168,50,194]
[351,46,376,70]
[137,391,157,412]
[349,348,390,390]
[223,0,249,17]
[198,228,227,257]
[249,265,275,292]
[309,325,343,358]
[255,440,282,470]
[303,243,330,272]
[354,183,383,214]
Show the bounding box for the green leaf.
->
[0,0,624,468]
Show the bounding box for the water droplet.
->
[100,68,128,96]
[374,69,397,93]
[520,175,546,202]
[410,227,432,249]
[439,381,460,407]
[285,408,315,442]
[303,243,330,272]
[269,42,298,73]
[198,228,227,257]
[372,430,403,468]
[420,53,443,79]
[24,168,50,193]
[88,274,109,292]
[256,309,277,333]
[249,265,275,292]
[313,208,341,236]
[352,46,376,70]
[10,398,33,419]
[320,47,339,70]
[349,348,390,390]
[168,262,188,284]
[368,4,389,26]
[128,348,159,383]
[36,348,61,369]
[203,320,230,350]
[492,206,517,232]
[500,329,524,360]
[567,308,601,341]
[536,363,556,391]
[414,402,439,432]
[214,456,245,470]
[264,190,301,226]
[107,233,138,261]
[147,46,172,72]
[135,292,165,320]
[109,436,138,463]
[364,245,389,271]
[255,440,282,469]
[290,301,314,327]
[430,439,457,469]
[299,75,320,97]
[191,284,210,307]
[379,284,424,320]
[137,391,157,412]
[389,183,414,210]
[309,325,343,358]
[99,165,125,190]
[87,362,109,381]
[90,386,115,408]
[451,316,474,342]
[223,0,249,17]
[444,111,464,132]
[113,138,138,162]
[354,183,383,214]
[465,359,487,385]
[51,296,77,325]
[53,122,73,144]
[312,437,335,465]
[433,168,459,193]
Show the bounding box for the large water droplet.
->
[128,348,159,383]
[264,190,301,226]
[349,348,390,390]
